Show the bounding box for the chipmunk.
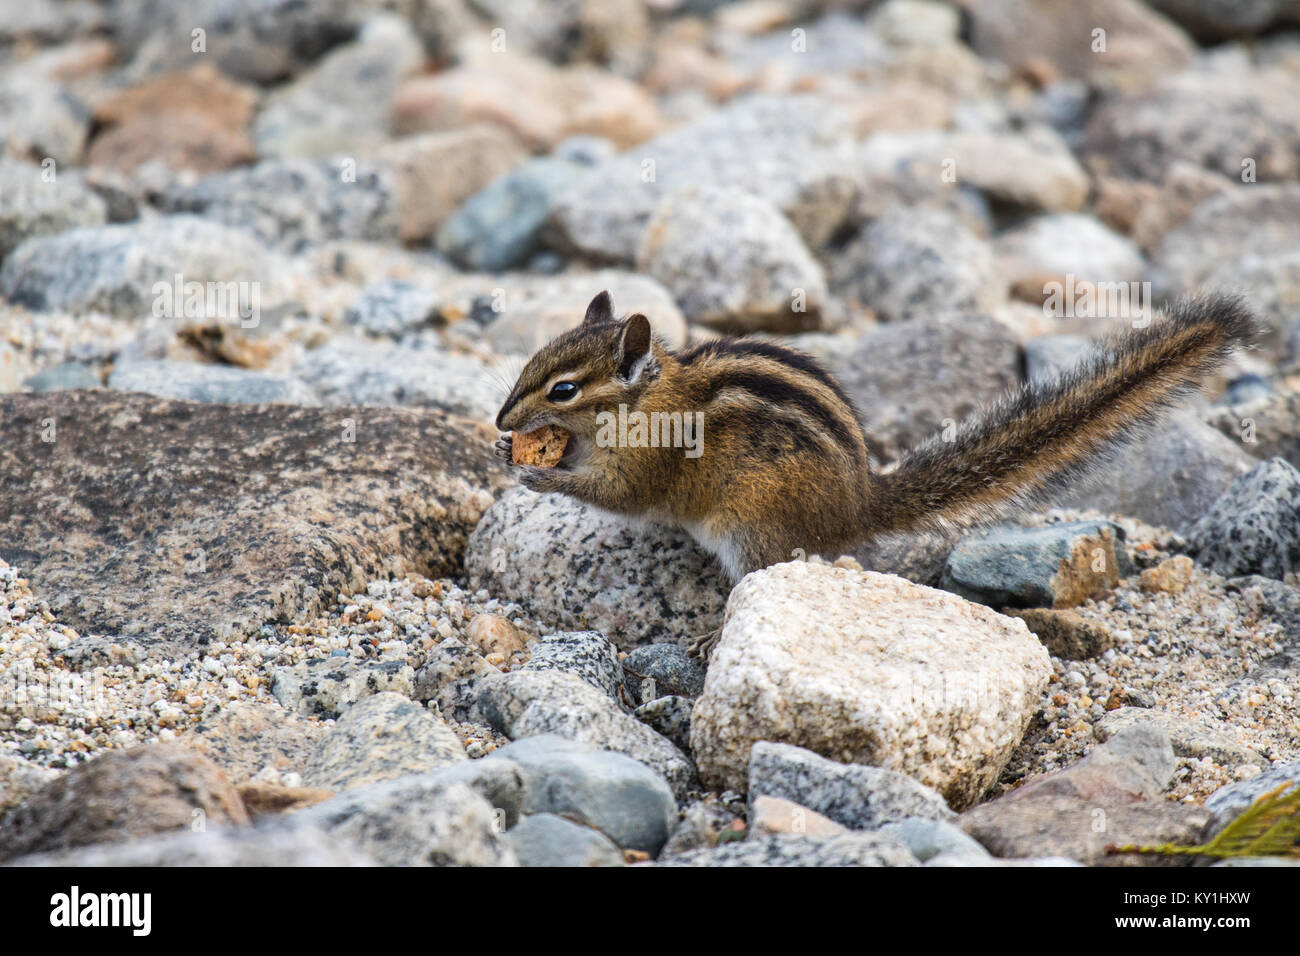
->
[495,291,1255,649]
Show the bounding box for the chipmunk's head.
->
[495,291,663,464]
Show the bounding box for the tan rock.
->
[467,613,532,658]
[1007,608,1115,660]
[690,563,1051,808]
[1138,555,1195,595]
[0,744,248,862]
[749,795,849,838]
[373,126,527,242]
[236,782,335,817]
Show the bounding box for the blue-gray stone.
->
[940,520,1134,608]
[487,734,678,855]
[109,359,318,405]
[881,816,992,862]
[507,813,625,867]
[24,362,99,392]
[435,156,586,272]
[343,279,440,337]
[623,643,706,705]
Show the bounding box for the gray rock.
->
[1055,411,1255,531]
[1151,184,1300,342]
[488,735,677,854]
[477,672,698,800]
[1096,708,1266,769]
[163,159,399,253]
[994,213,1145,287]
[1188,458,1300,580]
[658,797,742,858]
[1205,761,1300,835]
[285,775,517,866]
[622,644,706,705]
[1085,68,1300,185]
[343,280,441,337]
[0,216,293,318]
[252,14,423,160]
[466,488,727,648]
[180,699,326,785]
[292,337,500,423]
[521,631,623,701]
[302,692,466,791]
[6,824,375,867]
[832,311,1021,462]
[1147,0,1291,39]
[0,159,106,262]
[436,156,587,272]
[633,695,693,753]
[1229,575,1300,643]
[655,832,919,867]
[0,393,507,653]
[0,753,58,815]
[1205,390,1300,468]
[110,0,361,84]
[547,94,858,264]
[478,270,688,354]
[749,742,954,831]
[23,362,100,392]
[109,359,319,405]
[848,532,955,587]
[412,637,496,723]
[0,70,91,168]
[940,521,1134,609]
[636,185,828,333]
[271,658,417,720]
[880,817,991,862]
[1025,335,1091,385]
[829,206,1005,323]
[507,813,626,867]
[426,756,528,830]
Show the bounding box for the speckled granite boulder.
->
[162,158,399,252]
[302,692,466,792]
[0,215,294,317]
[832,310,1021,462]
[109,359,319,405]
[939,521,1134,609]
[690,563,1051,808]
[1187,458,1300,580]
[521,631,624,700]
[180,700,326,784]
[547,94,857,264]
[466,488,728,648]
[636,185,828,333]
[830,206,1006,323]
[0,391,508,650]
[477,670,698,799]
[284,775,517,867]
[655,832,919,867]
[271,658,417,720]
[748,742,954,830]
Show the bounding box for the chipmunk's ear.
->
[583,290,614,326]
[616,313,652,381]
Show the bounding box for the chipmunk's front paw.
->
[493,433,513,463]
[516,465,557,493]
[687,626,722,663]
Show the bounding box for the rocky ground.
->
[2,0,1300,867]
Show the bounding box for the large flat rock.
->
[0,392,508,650]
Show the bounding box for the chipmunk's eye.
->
[547,381,579,402]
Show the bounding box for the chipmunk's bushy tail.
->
[866,293,1258,537]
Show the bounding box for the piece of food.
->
[511,425,570,468]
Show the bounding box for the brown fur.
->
[495,291,1257,582]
